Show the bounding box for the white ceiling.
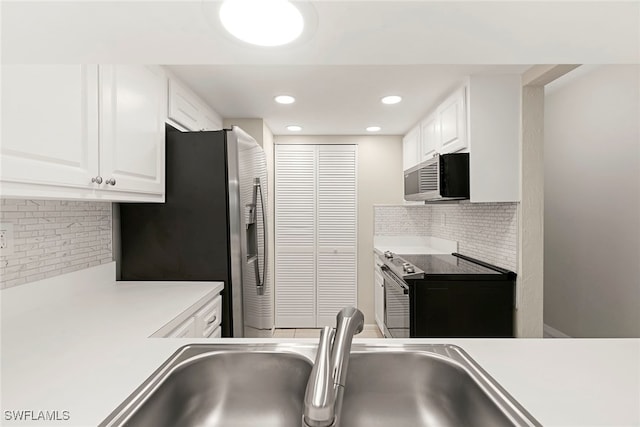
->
[167,64,531,135]
[2,1,638,135]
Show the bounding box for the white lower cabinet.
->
[1,64,166,202]
[374,255,385,334]
[153,293,223,338]
[194,295,222,338]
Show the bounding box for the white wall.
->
[275,135,404,326]
[544,65,640,337]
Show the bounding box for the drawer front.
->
[195,295,222,338]
[166,316,196,338]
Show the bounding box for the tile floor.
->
[273,327,384,339]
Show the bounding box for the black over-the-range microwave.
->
[404,153,470,202]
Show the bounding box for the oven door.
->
[382,267,410,338]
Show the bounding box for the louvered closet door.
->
[316,145,358,326]
[275,145,317,327]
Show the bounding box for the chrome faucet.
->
[302,307,365,427]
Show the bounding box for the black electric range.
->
[379,252,516,338]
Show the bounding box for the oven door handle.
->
[382,269,409,295]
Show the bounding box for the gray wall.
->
[0,199,112,289]
[544,65,640,337]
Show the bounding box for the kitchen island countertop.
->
[1,263,638,427]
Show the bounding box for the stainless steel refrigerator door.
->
[233,126,273,336]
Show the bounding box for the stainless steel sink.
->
[100,345,316,427]
[100,343,540,427]
[342,346,538,426]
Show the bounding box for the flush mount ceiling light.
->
[381,95,402,105]
[366,126,382,132]
[287,125,302,132]
[219,0,304,46]
[275,95,296,104]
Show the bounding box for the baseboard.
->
[544,323,572,338]
[363,324,379,332]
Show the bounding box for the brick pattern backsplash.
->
[373,205,430,236]
[0,199,112,289]
[374,203,518,271]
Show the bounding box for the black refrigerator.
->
[118,125,272,337]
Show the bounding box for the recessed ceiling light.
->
[287,125,302,132]
[219,0,304,47]
[366,126,382,132]
[275,95,296,104]
[381,95,402,105]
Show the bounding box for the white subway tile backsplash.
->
[374,203,518,271]
[0,199,112,289]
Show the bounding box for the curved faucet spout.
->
[302,307,365,427]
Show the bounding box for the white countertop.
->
[2,263,639,426]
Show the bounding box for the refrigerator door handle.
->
[254,177,267,296]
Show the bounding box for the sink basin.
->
[100,345,315,427]
[101,343,540,427]
[342,349,534,426]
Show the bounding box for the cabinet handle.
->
[91,176,103,184]
[207,315,217,325]
[105,178,116,186]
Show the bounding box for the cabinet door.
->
[199,105,223,131]
[420,113,439,161]
[402,125,421,171]
[316,145,357,327]
[275,145,317,328]
[438,86,467,153]
[99,65,166,195]
[1,65,99,188]
[168,78,201,131]
[194,295,222,338]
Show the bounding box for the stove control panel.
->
[381,253,424,280]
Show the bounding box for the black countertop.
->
[398,253,515,282]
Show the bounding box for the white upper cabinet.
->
[404,75,521,202]
[420,112,439,161]
[438,86,467,154]
[168,78,222,131]
[199,106,223,131]
[402,125,421,171]
[1,64,167,202]
[1,65,99,191]
[167,79,201,130]
[99,65,166,195]
[418,86,468,164]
